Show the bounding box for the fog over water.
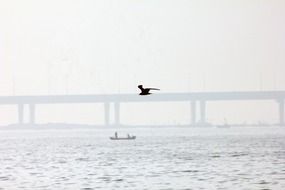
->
[0,1,285,189]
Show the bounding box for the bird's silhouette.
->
[138,85,160,95]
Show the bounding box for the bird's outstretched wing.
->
[148,88,160,90]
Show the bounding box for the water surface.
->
[0,126,284,190]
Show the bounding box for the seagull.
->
[138,85,160,95]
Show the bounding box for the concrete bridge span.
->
[0,91,284,126]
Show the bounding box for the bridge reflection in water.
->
[0,91,284,126]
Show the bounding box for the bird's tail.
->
[149,88,160,90]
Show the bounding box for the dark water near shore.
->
[0,126,285,190]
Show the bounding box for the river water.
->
[0,126,284,190]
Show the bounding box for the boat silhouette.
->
[110,132,136,140]
[110,136,136,140]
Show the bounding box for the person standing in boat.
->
[115,132,118,138]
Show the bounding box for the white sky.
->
[0,0,285,125]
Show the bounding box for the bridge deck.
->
[0,91,285,104]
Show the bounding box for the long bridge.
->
[0,91,284,126]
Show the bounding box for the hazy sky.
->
[0,0,285,125]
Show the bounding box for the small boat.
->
[110,136,136,140]
[217,119,231,128]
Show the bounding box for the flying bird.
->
[138,85,160,95]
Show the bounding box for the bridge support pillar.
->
[104,102,110,126]
[29,104,35,124]
[200,100,206,124]
[278,99,284,126]
[18,104,24,124]
[114,102,120,126]
[191,101,196,126]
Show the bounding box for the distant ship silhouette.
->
[138,85,160,95]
